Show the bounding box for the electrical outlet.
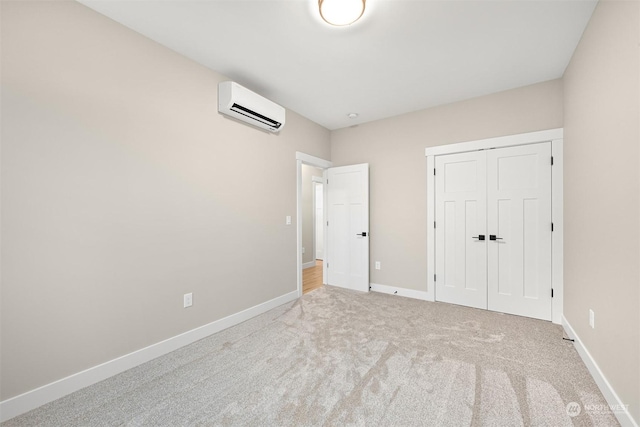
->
[286,216,292,225]
[589,309,595,328]
[375,261,381,270]
[302,247,306,254]
[184,293,193,308]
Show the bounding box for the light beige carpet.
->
[4,286,619,426]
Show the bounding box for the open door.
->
[326,164,369,292]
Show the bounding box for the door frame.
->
[312,177,324,263]
[425,128,564,324]
[296,152,332,297]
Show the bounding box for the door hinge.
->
[551,288,554,298]
[551,156,554,166]
[327,221,329,226]
[551,222,554,232]
[327,179,329,184]
[434,221,436,228]
[434,169,436,176]
[327,262,329,269]
[434,274,436,282]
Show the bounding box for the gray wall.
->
[563,0,639,422]
[1,1,330,400]
[331,79,563,292]
[302,165,323,265]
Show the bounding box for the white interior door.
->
[435,151,487,309]
[327,164,369,292]
[487,142,552,320]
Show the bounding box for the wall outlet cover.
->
[184,293,193,308]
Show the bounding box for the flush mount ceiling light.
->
[347,113,359,119]
[319,0,366,26]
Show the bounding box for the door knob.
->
[472,235,486,241]
[356,232,367,237]
[489,235,503,241]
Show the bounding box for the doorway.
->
[296,152,371,297]
[296,152,332,297]
[301,166,324,294]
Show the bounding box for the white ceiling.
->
[79,0,597,130]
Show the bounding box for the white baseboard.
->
[0,290,298,423]
[370,283,431,301]
[302,261,316,269]
[562,315,638,427]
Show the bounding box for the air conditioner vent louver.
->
[218,81,285,133]
[230,103,282,129]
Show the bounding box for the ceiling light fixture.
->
[319,0,366,26]
[347,113,359,119]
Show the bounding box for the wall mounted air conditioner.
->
[218,81,285,133]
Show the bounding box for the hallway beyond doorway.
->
[303,260,323,294]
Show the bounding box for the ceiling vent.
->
[218,81,285,133]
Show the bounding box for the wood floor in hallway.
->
[303,260,323,294]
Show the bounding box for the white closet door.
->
[435,151,487,309]
[487,142,552,320]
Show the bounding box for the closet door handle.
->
[356,232,367,237]
[489,235,503,241]
[472,235,486,241]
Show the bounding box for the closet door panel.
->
[435,151,487,309]
[487,142,552,321]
